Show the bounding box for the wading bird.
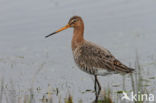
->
[45,16,134,102]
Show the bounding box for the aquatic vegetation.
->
[0,55,155,103]
[64,95,73,103]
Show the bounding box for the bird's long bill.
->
[45,24,70,38]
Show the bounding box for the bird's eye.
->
[72,19,77,23]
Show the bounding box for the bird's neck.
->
[72,25,84,51]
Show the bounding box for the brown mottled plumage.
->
[45,16,134,102]
[73,40,134,76]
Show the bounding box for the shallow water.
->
[0,0,156,102]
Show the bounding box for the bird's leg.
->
[94,75,101,103]
[94,75,97,93]
[94,75,99,102]
[95,76,101,95]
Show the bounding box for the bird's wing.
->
[78,41,134,73]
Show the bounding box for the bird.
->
[45,16,134,102]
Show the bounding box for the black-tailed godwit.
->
[45,16,134,102]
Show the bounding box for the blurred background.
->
[0,0,156,102]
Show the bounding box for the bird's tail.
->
[113,59,135,73]
[114,63,135,73]
[127,67,135,73]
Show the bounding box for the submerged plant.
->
[64,95,73,103]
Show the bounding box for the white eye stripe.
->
[69,19,78,25]
[72,19,77,23]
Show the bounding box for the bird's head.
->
[45,16,83,38]
[68,16,83,28]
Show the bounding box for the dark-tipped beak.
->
[45,24,70,38]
